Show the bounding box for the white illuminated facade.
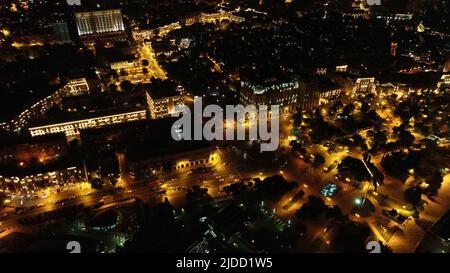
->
[75,9,125,36]
[353,77,377,94]
[0,167,84,195]
[146,91,184,119]
[29,109,147,137]
[437,74,450,89]
[65,78,90,97]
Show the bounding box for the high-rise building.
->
[145,81,185,119]
[240,75,303,114]
[53,21,72,44]
[75,9,125,36]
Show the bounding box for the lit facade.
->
[173,151,219,171]
[110,60,137,71]
[353,77,377,95]
[184,12,245,26]
[0,88,67,132]
[129,148,220,173]
[29,109,147,137]
[297,87,342,110]
[240,79,302,114]
[437,74,450,89]
[75,9,125,36]
[65,78,90,97]
[0,166,84,196]
[146,91,184,119]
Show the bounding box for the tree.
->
[331,221,371,252]
[404,186,422,207]
[342,103,355,116]
[120,80,134,92]
[296,195,327,220]
[361,101,370,114]
[425,171,444,196]
[90,178,104,190]
[186,185,211,202]
[381,151,410,182]
[109,83,118,92]
[0,192,7,209]
[338,156,371,182]
[312,153,325,167]
[398,129,415,146]
[293,114,302,127]
[371,130,387,151]
[142,59,149,67]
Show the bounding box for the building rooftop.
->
[241,73,302,95]
[73,0,121,12]
[29,105,146,128]
[144,80,181,99]
[306,76,341,93]
[80,118,213,163]
[378,72,442,88]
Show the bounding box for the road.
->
[0,147,281,234]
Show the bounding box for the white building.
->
[75,9,125,36]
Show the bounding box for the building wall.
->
[128,148,220,173]
[239,80,301,114]
[185,12,245,26]
[75,9,125,36]
[65,78,90,97]
[29,110,147,137]
[353,77,377,95]
[53,21,72,44]
[110,60,137,70]
[146,92,184,119]
[0,166,84,195]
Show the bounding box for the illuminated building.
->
[437,74,450,89]
[353,77,377,95]
[173,150,219,171]
[0,167,84,195]
[145,81,185,119]
[240,76,303,114]
[75,9,125,36]
[65,78,90,97]
[135,12,245,40]
[297,79,342,110]
[336,65,348,73]
[29,108,147,137]
[157,22,182,37]
[110,59,137,71]
[184,12,245,26]
[0,78,92,132]
[0,88,66,133]
[391,42,398,57]
[129,147,220,173]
